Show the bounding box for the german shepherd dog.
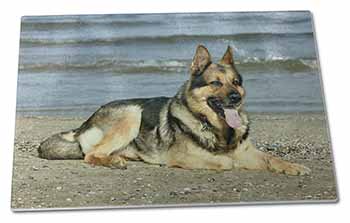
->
[38,45,310,175]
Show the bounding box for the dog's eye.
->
[209,80,223,87]
[233,79,241,86]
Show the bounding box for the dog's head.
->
[186,45,245,129]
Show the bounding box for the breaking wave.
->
[20,32,313,46]
[19,57,318,74]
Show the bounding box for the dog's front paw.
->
[283,163,311,176]
[267,157,311,176]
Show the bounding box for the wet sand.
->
[11,112,337,210]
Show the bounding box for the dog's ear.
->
[220,46,234,66]
[190,45,211,75]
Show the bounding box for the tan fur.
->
[85,153,127,169]
[186,93,225,131]
[166,135,233,171]
[163,136,310,175]
[84,105,142,167]
[230,139,311,175]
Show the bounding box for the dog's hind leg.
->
[83,106,142,169]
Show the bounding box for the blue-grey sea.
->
[17,11,324,117]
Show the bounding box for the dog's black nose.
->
[229,90,241,104]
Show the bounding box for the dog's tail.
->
[38,130,84,160]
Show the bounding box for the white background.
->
[0,0,349,222]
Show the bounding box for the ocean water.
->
[17,11,325,117]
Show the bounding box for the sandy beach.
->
[10,112,337,210]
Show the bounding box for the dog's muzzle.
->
[207,94,242,128]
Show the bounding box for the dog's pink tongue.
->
[224,109,241,128]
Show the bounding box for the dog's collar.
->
[197,114,213,131]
